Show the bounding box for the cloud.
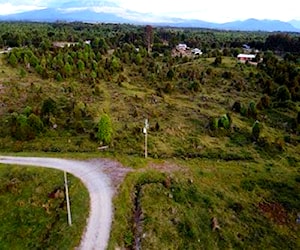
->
[115,0,300,23]
[0,3,44,15]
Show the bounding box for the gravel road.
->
[0,156,114,250]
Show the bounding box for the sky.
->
[0,0,299,23]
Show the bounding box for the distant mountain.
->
[155,18,216,29]
[160,18,300,32]
[0,8,129,23]
[289,20,300,29]
[0,6,299,33]
[219,18,300,32]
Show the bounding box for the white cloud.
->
[116,0,300,22]
[0,3,44,15]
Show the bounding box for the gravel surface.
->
[0,156,116,250]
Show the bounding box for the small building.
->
[237,54,256,62]
[191,48,203,55]
[176,43,188,51]
[53,42,79,48]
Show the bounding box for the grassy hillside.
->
[109,159,300,249]
[0,53,299,160]
[0,164,89,249]
[0,23,299,249]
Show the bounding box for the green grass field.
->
[0,164,89,249]
[109,158,300,249]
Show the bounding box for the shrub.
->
[206,67,212,75]
[226,113,232,127]
[232,80,245,92]
[96,114,113,145]
[163,82,174,93]
[166,68,175,80]
[218,114,230,129]
[10,113,34,140]
[155,122,160,132]
[209,118,219,131]
[19,68,26,78]
[248,101,257,119]
[28,113,44,134]
[213,56,222,66]
[232,101,241,113]
[276,85,291,102]
[56,72,63,82]
[222,71,232,79]
[8,52,18,67]
[252,121,260,141]
[23,106,33,116]
[258,95,271,109]
[240,104,248,116]
[41,98,57,116]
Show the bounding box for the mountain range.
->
[0,3,299,32]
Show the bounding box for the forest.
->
[0,22,299,249]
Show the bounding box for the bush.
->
[166,68,175,80]
[213,56,222,66]
[232,101,241,113]
[252,121,260,141]
[8,52,18,67]
[206,67,212,75]
[257,95,271,110]
[218,114,230,129]
[276,85,291,102]
[209,118,219,131]
[23,106,33,116]
[222,71,232,79]
[240,104,248,116]
[248,101,257,119]
[96,114,113,145]
[10,113,34,141]
[41,98,57,116]
[28,113,44,134]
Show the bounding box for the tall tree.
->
[97,114,113,145]
[145,25,153,53]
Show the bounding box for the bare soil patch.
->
[259,202,288,225]
[88,158,132,193]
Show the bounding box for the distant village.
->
[1,38,261,65]
[172,42,261,64]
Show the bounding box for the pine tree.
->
[97,114,113,145]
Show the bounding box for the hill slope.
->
[0,23,299,249]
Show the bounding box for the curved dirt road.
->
[0,156,113,250]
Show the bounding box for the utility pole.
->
[143,119,149,158]
[64,171,72,226]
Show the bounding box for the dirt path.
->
[0,156,119,250]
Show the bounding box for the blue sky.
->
[0,0,299,23]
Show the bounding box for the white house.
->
[176,43,188,50]
[191,48,203,55]
[237,54,256,62]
